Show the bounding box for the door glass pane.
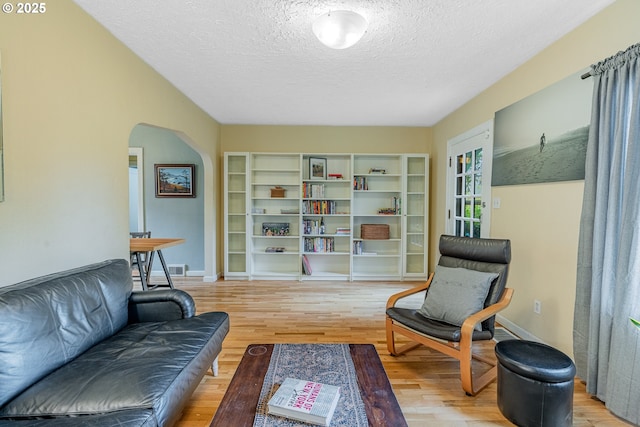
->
[464,221,471,237]
[475,173,482,194]
[465,175,472,195]
[474,148,483,171]
[457,155,464,174]
[465,152,472,173]
[473,221,481,238]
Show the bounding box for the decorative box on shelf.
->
[270,186,286,198]
[361,224,390,240]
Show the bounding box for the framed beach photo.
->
[309,157,327,180]
[155,164,195,197]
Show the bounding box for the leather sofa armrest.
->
[128,289,196,323]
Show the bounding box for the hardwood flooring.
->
[160,277,630,427]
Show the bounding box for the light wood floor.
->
[159,277,630,427]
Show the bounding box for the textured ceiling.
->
[73,0,614,127]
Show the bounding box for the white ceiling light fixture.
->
[312,10,368,49]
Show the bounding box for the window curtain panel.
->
[574,42,640,424]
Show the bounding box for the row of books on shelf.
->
[353,176,368,190]
[303,237,335,253]
[302,200,341,215]
[302,183,326,198]
[302,218,324,235]
[302,220,351,236]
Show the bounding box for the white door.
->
[446,121,493,238]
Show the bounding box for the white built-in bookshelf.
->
[223,152,429,281]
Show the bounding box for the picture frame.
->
[155,164,195,198]
[309,157,327,180]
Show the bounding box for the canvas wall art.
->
[492,69,593,186]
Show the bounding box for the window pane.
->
[456,176,463,196]
[465,152,472,173]
[473,198,482,219]
[464,198,472,218]
[473,221,481,238]
[474,148,483,172]
[456,198,462,216]
[475,173,482,195]
[464,221,471,237]
[465,175,472,195]
[457,155,464,174]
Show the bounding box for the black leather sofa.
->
[0,259,229,426]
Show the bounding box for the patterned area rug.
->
[253,344,369,427]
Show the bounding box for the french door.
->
[446,121,493,238]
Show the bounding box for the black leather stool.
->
[495,340,576,427]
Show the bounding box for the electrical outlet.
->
[534,300,542,314]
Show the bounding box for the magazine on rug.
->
[267,377,340,426]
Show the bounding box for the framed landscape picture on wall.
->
[155,164,195,197]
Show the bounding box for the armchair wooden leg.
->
[460,353,499,396]
[386,317,398,355]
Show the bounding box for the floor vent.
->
[493,327,520,343]
[167,264,186,276]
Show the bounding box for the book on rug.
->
[267,377,340,426]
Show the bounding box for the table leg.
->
[146,251,155,287]
[132,252,148,291]
[156,249,175,289]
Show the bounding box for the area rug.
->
[253,344,369,427]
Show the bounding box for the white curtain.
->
[574,43,640,424]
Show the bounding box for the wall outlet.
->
[534,299,541,314]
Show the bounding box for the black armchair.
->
[386,235,513,395]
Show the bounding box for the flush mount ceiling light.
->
[312,10,368,49]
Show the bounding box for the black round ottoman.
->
[494,340,576,427]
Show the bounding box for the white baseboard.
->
[186,270,205,277]
[203,274,219,282]
[149,269,205,277]
[496,314,546,344]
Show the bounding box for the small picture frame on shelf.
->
[155,164,195,198]
[262,222,290,236]
[309,157,327,180]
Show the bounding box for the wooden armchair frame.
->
[386,272,514,396]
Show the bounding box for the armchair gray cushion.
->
[418,265,498,331]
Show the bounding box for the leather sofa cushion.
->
[0,311,229,426]
[0,260,132,407]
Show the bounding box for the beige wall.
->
[0,1,221,286]
[221,125,432,154]
[431,0,640,355]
